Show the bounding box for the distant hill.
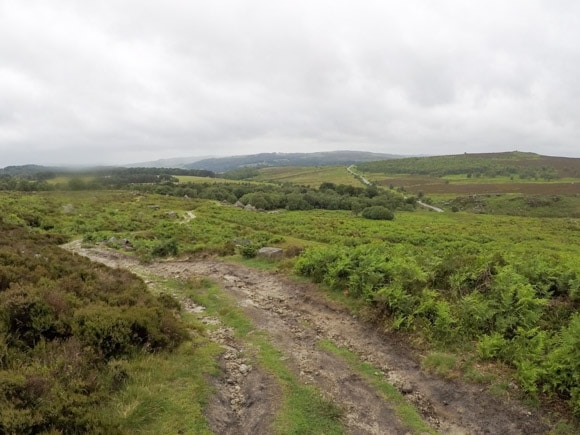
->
[0,164,57,175]
[184,151,404,172]
[0,164,67,180]
[357,151,580,179]
[126,156,215,169]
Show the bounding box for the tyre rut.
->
[63,242,550,434]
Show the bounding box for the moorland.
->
[0,151,579,433]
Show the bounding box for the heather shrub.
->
[0,221,189,432]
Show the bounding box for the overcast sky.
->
[1,0,579,166]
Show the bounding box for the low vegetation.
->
[0,221,189,432]
[361,205,395,220]
[353,152,580,217]
[295,242,580,415]
[249,165,363,187]
[1,151,580,427]
[357,151,580,179]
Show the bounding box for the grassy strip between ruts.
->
[317,339,436,435]
[176,276,345,434]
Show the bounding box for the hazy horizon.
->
[3,148,580,171]
[2,1,580,166]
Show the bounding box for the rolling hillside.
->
[185,150,403,172]
[357,151,580,179]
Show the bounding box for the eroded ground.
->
[63,241,551,434]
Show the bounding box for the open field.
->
[354,151,580,201]
[253,166,362,187]
[175,175,267,185]
[341,153,580,218]
[357,151,580,179]
[3,189,578,254]
[2,183,580,432]
[368,174,580,196]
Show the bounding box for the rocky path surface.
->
[63,241,550,434]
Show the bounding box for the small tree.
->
[361,206,394,221]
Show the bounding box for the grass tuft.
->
[422,352,458,377]
[99,341,221,434]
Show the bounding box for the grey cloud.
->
[1,0,580,166]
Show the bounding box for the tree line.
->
[0,167,215,191]
[136,180,413,217]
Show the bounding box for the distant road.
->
[347,165,371,185]
[416,201,444,212]
[346,165,444,212]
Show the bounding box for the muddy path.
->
[63,242,550,434]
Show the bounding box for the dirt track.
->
[63,241,551,434]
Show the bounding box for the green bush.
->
[0,285,70,348]
[151,239,178,257]
[361,206,395,220]
[294,238,580,414]
[73,306,188,360]
[478,333,508,360]
[489,267,547,338]
[157,292,182,311]
[294,247,344,283]
[544,315,580,416]
[457,292,495,338]
[239,243,258,258]
[374,284,417,325]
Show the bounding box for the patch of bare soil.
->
[63,241,552,434]
[182,299,281,435]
